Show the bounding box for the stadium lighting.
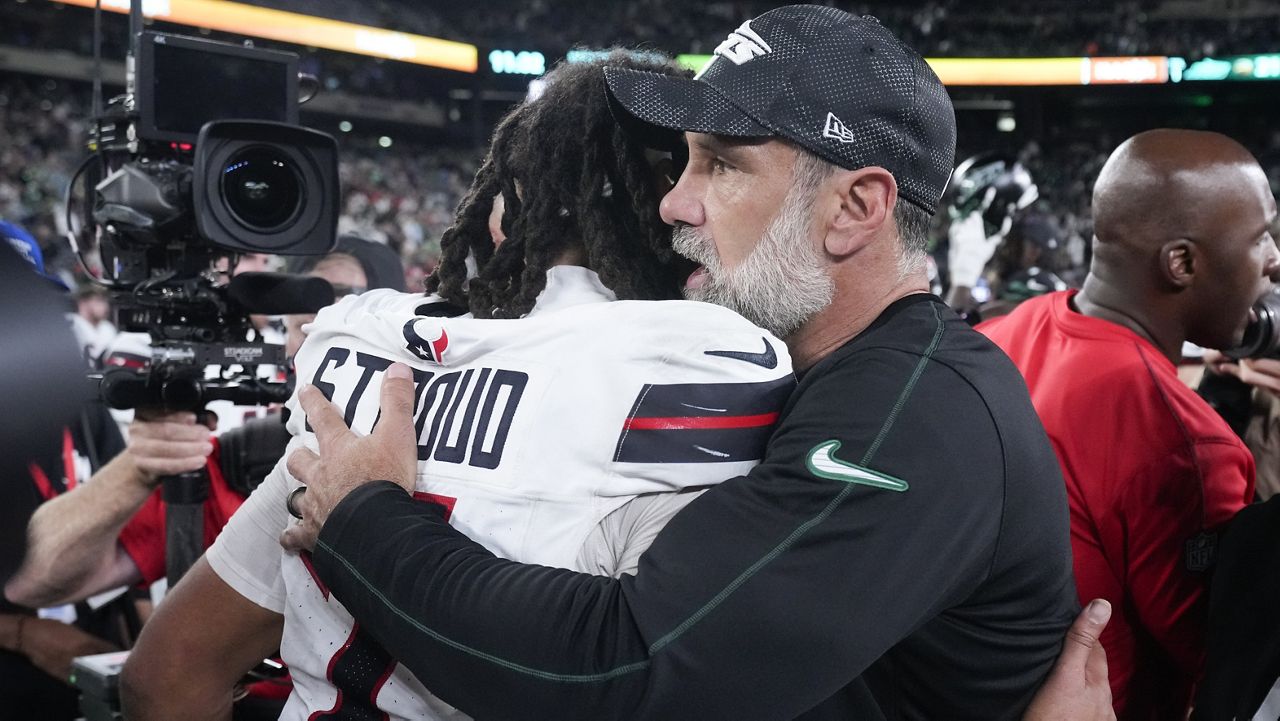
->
[338,121,353,133]
[669,54,1173,86]
[925,56,1169,86]
[378,136,393,148]
[50,0,478,72]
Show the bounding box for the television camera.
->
[65,24,341,600]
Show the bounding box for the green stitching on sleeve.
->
[315,539,652,683]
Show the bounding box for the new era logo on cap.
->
[823,113,857,144]
[604,4,957,214]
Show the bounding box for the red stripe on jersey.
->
[412,491,456,521]
[308,624,358,721]
[624,412,779,431]
[300,552,330,600]
[368,659,398,714]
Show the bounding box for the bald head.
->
[1093,129,1265,252]
[1079,128,1279,357]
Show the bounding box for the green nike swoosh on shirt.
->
[805,440,909,492]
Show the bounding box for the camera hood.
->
[194,120,338,256]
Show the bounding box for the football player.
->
[123,52,794,720]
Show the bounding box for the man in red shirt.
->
[980,128,1278,719]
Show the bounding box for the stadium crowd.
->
[7,0,1280,100]
[6,69,1279,300]
[216,0,1280,59]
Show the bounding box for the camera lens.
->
[220,146,303,231]
[1226,290,1280,360]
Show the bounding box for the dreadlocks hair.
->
[425,51,693,318]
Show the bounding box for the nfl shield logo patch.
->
[1184,532,1217,573]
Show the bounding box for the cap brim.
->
[604,66,772,145]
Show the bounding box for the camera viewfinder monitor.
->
[137,32,299,144]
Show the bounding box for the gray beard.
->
[672,185,834,339]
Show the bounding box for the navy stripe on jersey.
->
[614,376,793,463]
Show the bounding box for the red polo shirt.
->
[979,290,1254,720]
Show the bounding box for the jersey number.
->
[308,492,456,720]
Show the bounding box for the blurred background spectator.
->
[4,0,1280,299]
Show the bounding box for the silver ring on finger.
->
[286,486,308,520]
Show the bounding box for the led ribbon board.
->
[52,0,478,72]
[675,54,1170,85]
[1175,54,1280,81]
[488,49,546,75]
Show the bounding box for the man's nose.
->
[659,173,705,228]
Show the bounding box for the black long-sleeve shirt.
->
[313,295,1078,720]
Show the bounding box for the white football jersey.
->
[208,266,794,720]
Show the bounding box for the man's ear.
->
[1160,238,1197,288]
[824,167,897,258]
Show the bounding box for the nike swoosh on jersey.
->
[805,440,909,492]
[704,337,778,369]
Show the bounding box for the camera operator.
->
[2,240,396,721]
[0,226,113,721]
[5,239,402,611]
[1200,293,1280,501]
[5,409,215,609]
[1191,221,1280,720]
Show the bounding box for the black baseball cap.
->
[604,4,956,214]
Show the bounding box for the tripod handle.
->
[161,467,209,586]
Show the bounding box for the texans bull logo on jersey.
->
[404,319,449,364]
